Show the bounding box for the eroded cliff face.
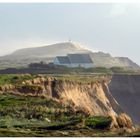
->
[0,75,134,128]
[52,80,120,116]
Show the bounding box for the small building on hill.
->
[53,53,94,68]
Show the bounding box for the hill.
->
[9,42,90,58]
[90,52,139,69]
[0,42,139,69]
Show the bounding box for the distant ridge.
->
[0,41,139,69]
[9,42,90,58]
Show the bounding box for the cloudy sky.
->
[0,3,140,64]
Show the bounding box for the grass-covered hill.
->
[0,42,139,69]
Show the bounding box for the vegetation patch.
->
[85,116,112,129]
[53,74,110,84]
[0,93,137,136]
[0,74,36,86]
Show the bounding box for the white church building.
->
[53,53,94,68]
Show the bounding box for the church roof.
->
[68,53,93,64]
[56,56,71,64]
[56,53,93,64]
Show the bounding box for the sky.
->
[0,3,140,64]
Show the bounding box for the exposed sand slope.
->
[55,81,119,116]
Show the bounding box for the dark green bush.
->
[85,116,112,129]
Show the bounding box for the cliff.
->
[0,74,134,129]
[0,76,119,116]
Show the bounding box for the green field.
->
[0,74,109,86]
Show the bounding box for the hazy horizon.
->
[0,3,140,64]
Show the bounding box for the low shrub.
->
[85,116,112,129]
